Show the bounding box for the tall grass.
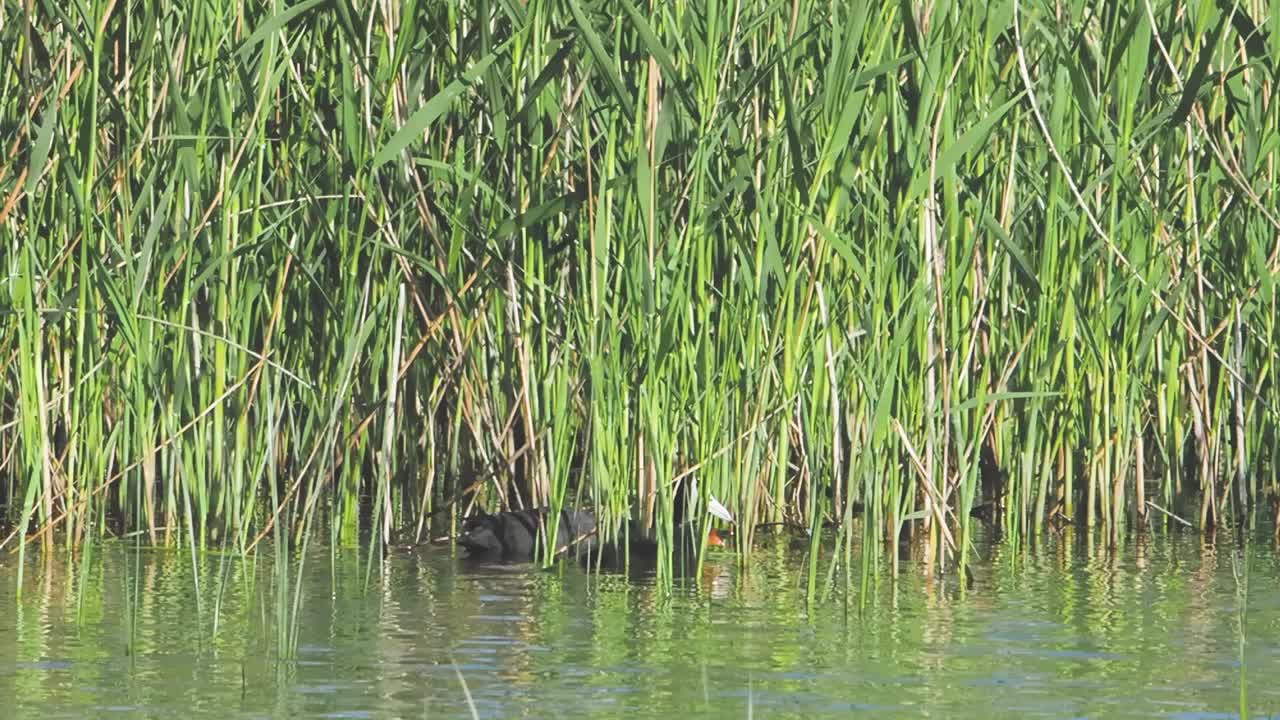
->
[1,0,1278,590]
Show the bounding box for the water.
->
[1,531,1277,718]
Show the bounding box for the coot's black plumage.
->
[456,482,733,566]
[456,507,600,562]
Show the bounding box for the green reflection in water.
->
[1,532,1278,718]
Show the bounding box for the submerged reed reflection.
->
[0,531,1275,719]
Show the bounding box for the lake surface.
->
[1,530,1277,718]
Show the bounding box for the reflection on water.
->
[1,530,1277,718]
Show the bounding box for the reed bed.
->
[1,0,1278,591]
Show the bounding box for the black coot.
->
[456,480,733,567]
[456,507,600,562]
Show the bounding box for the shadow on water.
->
[457,534,736,589]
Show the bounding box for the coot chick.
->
[585,521,733,576]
